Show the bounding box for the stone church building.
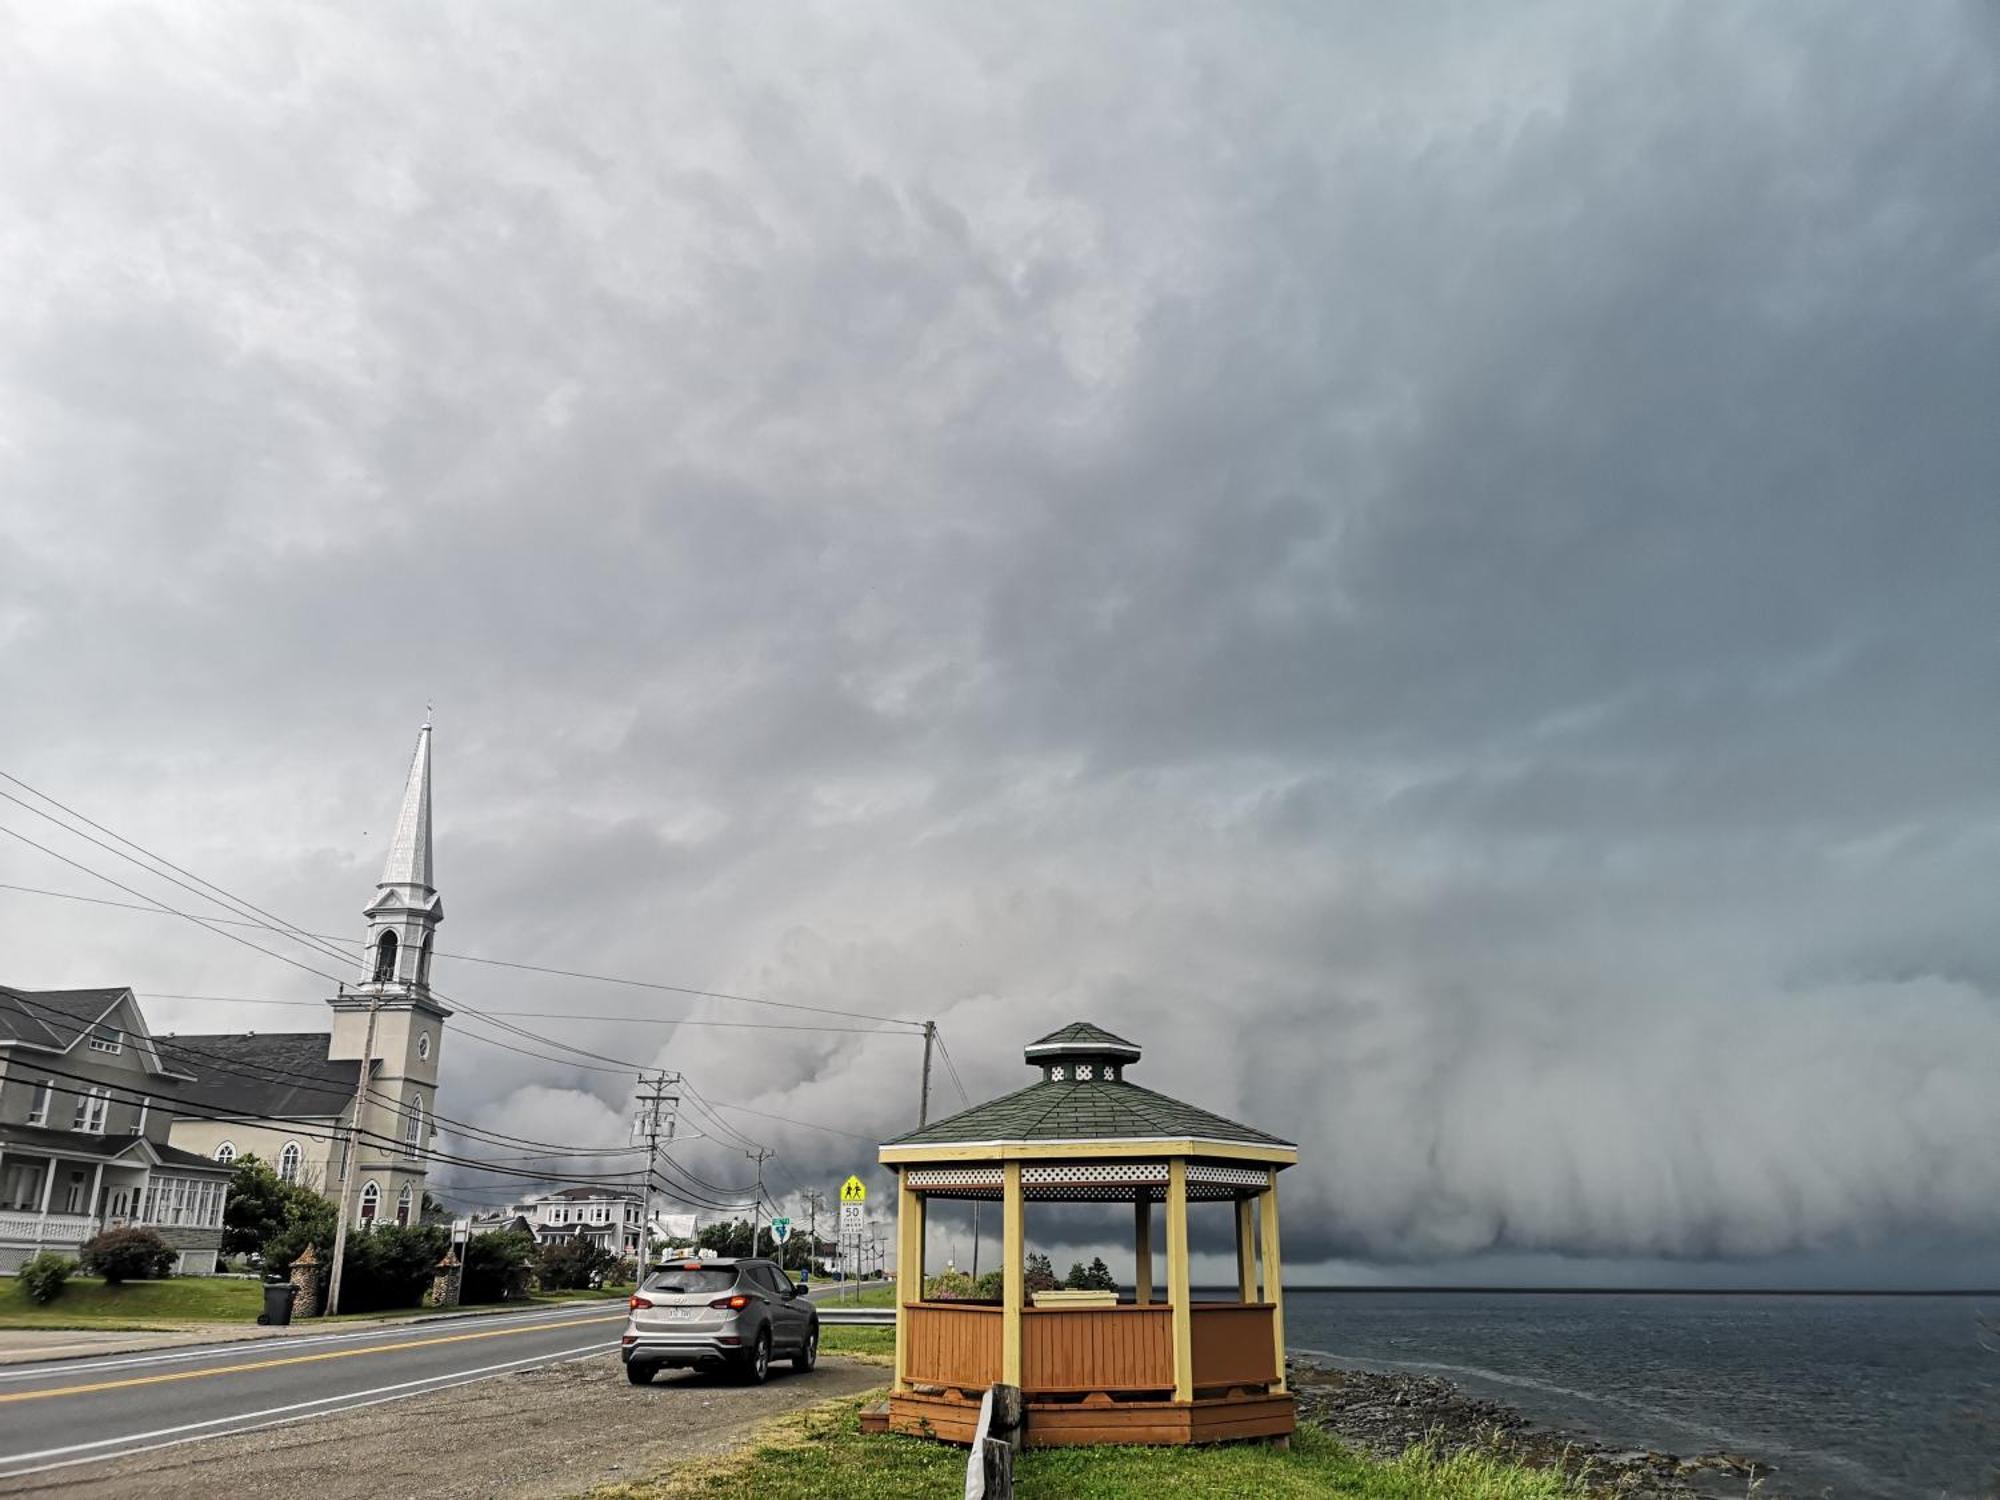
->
[164,726,448,1229]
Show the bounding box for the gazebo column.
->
[1261,1168,1287,1393]
[1001,1161,1024,1386]
[1166,1158,1192,1402]
[1234,1193,1257,1302]
[1133,1194,1152,1305]
[893,1174,925,1393]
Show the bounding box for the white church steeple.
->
[358,722,444,997]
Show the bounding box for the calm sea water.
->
[1279,1291,1998,1499]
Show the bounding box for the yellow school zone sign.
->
[839,1174,867,1204]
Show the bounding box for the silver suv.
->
[621,1258,819,1385]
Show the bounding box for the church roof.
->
[159,1032,364,1119]
[380,724,434,891]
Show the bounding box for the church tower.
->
[327,724,450,1227]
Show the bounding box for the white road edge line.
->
[0,1341,619,1478]
[0,1306,625,1382]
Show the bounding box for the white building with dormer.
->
[163,726,448,1229]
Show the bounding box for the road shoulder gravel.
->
[0,1353,881,1499]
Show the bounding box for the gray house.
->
[0,986,234,1274]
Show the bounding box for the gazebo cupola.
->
[1024,1021,1141,1084]
[878,1020,1299,1448]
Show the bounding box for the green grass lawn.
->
[818,1324,893,1359]
[0,1275,636,1330]
[0,1274,263,1328]
[587,1393,1580,1500]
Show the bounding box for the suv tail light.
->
[709,1293,751,1310]
[629,1295,653,1310]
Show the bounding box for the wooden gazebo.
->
[880,1022,1297,1446]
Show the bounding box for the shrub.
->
[974,1269,1004,1300]
[461,1229,536,1304]
[337,1224,449,1313]
[17,1252,73,1304]
[79,1227,177,1284]
[923,1268,978,1300]
[535,1237,617,1291]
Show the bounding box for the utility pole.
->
[919,1019,937,1127]
[803,1190,825,1278]
[326,991,381,1317]
[632,1072,681,1262]
[746,1146,772,1257]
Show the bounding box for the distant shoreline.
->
[1275,1284,2000,1296]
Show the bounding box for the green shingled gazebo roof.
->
[883,1020,1293,1149]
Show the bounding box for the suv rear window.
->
[641,1266,739,1295]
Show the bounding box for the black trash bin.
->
[258,1281,296,1326]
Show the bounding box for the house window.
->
[2,1163,43,1211]
[132,1095,150,1135]
[89,1025,122,1054]
[26,1080,51,1126]
[215,1142,237,1165]
[397,1185,413,1226]
[359,1181,380,1223]
[373,931,398,982]
[279,1142,302,1182]
[73,1087,108,1134]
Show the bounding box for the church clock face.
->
[418,1031,432,1061]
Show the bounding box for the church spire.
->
[357,721,444,996]
[380,722,434,893]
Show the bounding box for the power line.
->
[0,880,924,1030]
[130,989,899,1035]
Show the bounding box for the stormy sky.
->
[3,3,1997,1285]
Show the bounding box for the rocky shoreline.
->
[1287,1358,1780,1498]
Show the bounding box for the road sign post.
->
[837,1177,868,1304]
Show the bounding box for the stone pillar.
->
[289,1245,325,1319]
[428,1251,463,1308]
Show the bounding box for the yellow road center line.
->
[0,1312,621,1404]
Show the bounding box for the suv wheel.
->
[792,1323,818,1373]
[625,1361,656,1386]
[742,1329,771,1384]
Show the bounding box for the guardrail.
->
[815,1306,897,1326]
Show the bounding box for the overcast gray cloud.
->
[3,2,1997,1281]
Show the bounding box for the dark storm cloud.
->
[2,2,1996,1278]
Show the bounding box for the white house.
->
[509,1187,644,1258]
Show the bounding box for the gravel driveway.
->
[0,1354,882,1499]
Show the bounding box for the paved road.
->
[0,1302,628,1484]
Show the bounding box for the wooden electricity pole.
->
[325,992,381,1317]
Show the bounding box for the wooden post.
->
[894,1173,923,1392]
[1133,1193,1153,1306]
[1166,1158,1192,1402]
[1235,1194,1257,1303]
[1260,1169,1286,1393]
[1001,1161,1024,1388]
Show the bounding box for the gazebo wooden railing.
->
[904,1300,1280,1398]
[878,1021,1300,1448]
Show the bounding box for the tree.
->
[1082,1256,1116,1292]
[223,1153,335,1271]
[79,1227,176,1284]
[462,1229,536,1304]
[696,1218,756,1259]
[1024,1252,1059,1293]
[221,1155,287,1258]
[536,1237,616,1291]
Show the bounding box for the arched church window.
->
[396,1184,413,1226]
[417,1031,432,1062]
[405,1098,424,1156]
[417,934,434,988]
[214,1142,236,1165]
[359,1181,380,1224]
[278,1141,302,1183]
[373,931,398,982]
